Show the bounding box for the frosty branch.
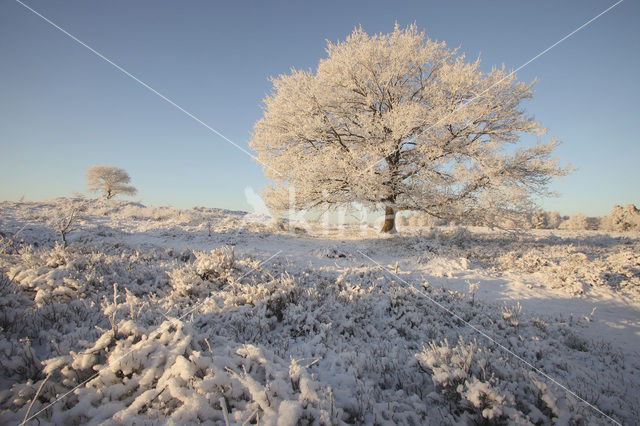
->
[48,200,84,248]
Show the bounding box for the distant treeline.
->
[400,204,640,232]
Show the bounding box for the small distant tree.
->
[86,166,137,200]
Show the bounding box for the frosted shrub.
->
[601,249,640,291]
[13,317,337,425]
[601,204,640,232]
[448,226,473,247]
[551,252,591,293]
[467,281,479,306]
[559,213,588,231]
[415,337,571,424]
[461,378,509,420]
[495,241,640,295]
[195,246,235,279]
[547,211,563,229]
[169,246,260,298]
[0,229,25,255]
[0,273,31,332]
[531,211,549,229]
[415,337,476,399]
[7,243,85,306]
[167,266,205,298]
[270,216,286,232]
[47,200,85,248]
[501,302,522,327]
[44,242,67,268]
[0,337,42,382]
[498,249,549,273]
[7,243,167,307]
[37,319,223,424]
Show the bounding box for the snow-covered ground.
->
[1,199,639,424]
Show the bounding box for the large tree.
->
[86,165,137,200]
[250,24,569,232]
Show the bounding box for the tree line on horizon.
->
[398,204,640,232]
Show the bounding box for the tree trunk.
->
[380,205,397,233]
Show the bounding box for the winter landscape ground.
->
[0,198,639,425]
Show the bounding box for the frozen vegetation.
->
[1,199,639,424]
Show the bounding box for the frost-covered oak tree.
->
[86,165,137,200]
[250,25,569,232]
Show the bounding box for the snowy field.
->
[1,199,639,425]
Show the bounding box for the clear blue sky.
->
[1,0,638,216]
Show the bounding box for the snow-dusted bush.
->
[601,204,640,232]
[415,334,606,424]
[559,213,588,230]
[416,338,525,423]
[24,319,336,424]
[168,246,261,298]
[47,199,85,248]
[416,337,476,400]
[6,242,173,307]
[547,211,563,229]
[531,210,549,229]
[496,242,640,295]
[0,229,26,255]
